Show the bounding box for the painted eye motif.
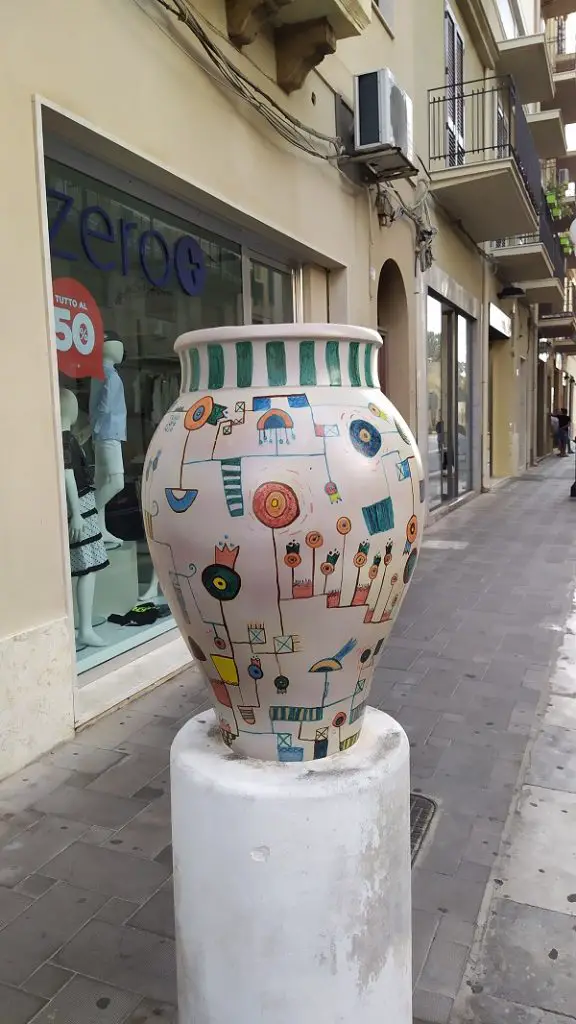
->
[253,482,300,530]
[184,396,214,430]
[336,517,352,535]
[284,552,302,568]
[349,419,382,458]
[201,564,241,601]
[406,515,418,543]
[332,712,347,728]
[306,531,324,549]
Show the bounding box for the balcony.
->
[538,282,576,337]
[542,30,576,123]
[492,202,566,310]
[428,77,540,243]
[526,110,567,160]
[225,0,371,92]
[497,35,554,105]
[542,0,576,18]
[558,150,576,177]
[275,0,371,37]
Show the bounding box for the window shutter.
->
[445,8,465,167]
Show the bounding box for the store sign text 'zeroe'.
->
[47,188,207,297]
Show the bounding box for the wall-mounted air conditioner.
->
[345,68,416,181]
[558,167,571,185]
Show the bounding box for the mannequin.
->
[90,334,126,549]
[60,388,108,648]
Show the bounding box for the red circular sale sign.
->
[53,278,104,380]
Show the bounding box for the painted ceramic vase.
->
[142,324,424,762]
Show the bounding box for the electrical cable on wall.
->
[146,0,343,161]
[376,181,437,272]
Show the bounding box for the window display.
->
[46,159,295,675]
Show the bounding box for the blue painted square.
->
[287,394,310,408]
[396,459,411,481]
[252,397,271,411]
[278,747,304,762]
[362,497,395,535]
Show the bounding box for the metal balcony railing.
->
[540,198,567,280]
[493,202,565,279]
[546,16,576,68]
[429,76,542,217]
[540,281,574,319]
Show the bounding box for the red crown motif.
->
[215,543,239,569]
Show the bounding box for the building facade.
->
[0,0,574,779]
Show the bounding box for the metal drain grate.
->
[410,793,436,865]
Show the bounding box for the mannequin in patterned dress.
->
[61,388,108,647]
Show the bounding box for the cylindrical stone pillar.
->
[171,706,412,1023]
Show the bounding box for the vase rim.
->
[174,323,382,353]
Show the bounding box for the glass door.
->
[427,295,444,509]
[427,293,473,507]
[441,307,458,502]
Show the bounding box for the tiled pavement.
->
[1,458,576,1022]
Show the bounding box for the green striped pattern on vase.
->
[179,338,380,393]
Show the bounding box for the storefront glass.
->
[427,296,444,510]
[426,293,472,509]
[46,159,295,675]
[457,315,472,495]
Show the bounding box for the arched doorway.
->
[377,259,410,422]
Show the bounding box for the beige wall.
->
[0,0,423,775]
[0,0,548,777]
[0,0,397,635]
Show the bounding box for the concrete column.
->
[490,337,515,478]
[171,707,412,1024]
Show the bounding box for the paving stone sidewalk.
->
[0,458,575,1022]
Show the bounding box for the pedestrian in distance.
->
[557,407,571,457]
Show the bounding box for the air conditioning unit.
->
[558,167,571,185]
[347,68,416,181]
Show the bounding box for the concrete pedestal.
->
[171,706,412,1024]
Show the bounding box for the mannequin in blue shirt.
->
[90,336,127,549]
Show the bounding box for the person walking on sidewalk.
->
[557,407,572,457]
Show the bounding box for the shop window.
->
[426,293,473,509]
[250,260,294,324]
[46,159,295,676]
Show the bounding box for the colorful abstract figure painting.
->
[142,324,425,762]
